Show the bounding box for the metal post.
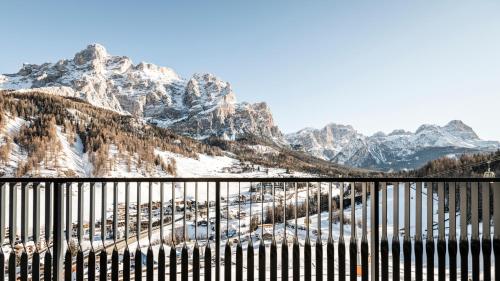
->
[415,182,423,281]
[392,182,400,281]
[493,182,500,281]
[448,182,457,281]
[481,182,491,281]
[437,182,446,281]
[339,182,345,281]
[470,182,480,281]
[21,182,28,281]
[77,183,84,281]
[53,182,64,281]
[305,183,312,281]
[426,182,435,281]
[371,181,380,281]
[215,181,221,281]
[403,182,411,281]
[350,182,357,281]
[361,182,368,281]
[381,182,389,281]
[459,182,468,281]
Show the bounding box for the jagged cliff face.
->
[286,121,500,171]
[0,44,282,141]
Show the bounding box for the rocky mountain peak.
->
[443,120,478,140]
[0,43,283,142]
[73,43,109,65]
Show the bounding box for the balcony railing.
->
[0,178,499,280]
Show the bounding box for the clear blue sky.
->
[2,1,500,140]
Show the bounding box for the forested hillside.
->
[0,91,372,177]
[402,150,500,177]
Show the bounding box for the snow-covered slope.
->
[0,91,328,178]
[286,120,500,171]
[0,44,282,141]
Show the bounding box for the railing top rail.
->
[0,177,498,182]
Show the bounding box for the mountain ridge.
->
[2,43,498,172]
[286,121,500,171]
[0,44,282,142]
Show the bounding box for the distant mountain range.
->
[285,121,499,171]
[1,44,498,172]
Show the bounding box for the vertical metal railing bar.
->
[205,182,211,281]
[64,182,73,281]
[305,182,312,281]
[21,182,28,243]
[215,181,221,281]
[77,183,84,245]
[65,182,72,242]
[53,182,64,281]
[403,182,411,281]
[181,182,188,281]
[361,182,368,281]
[113,182,118,244]
[124,182,131,281]
[76,182,84,281]
[426,182,434,281]
[370,181,380,281]
[8,182,17,281]
[414,182,423,281]
[392,182,400,281]
[459,182,468,281]
[470,182,480,281]
[193,182,200,281]
[481,182,491,281]
[125,182,130,241]
[149,182,153,242]
[136,182,143,281]
[148,182,155,281]
[316,182,323,281]
[493,181,500,281]
[224,182,232,281]
[327,182,334,281]
[381,182,388,281]
[44,181,53,281]
[350,182,357,281]
[236,182,243,281]
[20,182,28,281]
[448,182,457,281]
[259,182,266,281]
[171,182,177,281]
[112,182,119,281]
[293,182,300,281]
[271,183,277,280]
[282,181,289,281]
[0,182,5,281]
[8,183,17,246]
[247,182,254,281]
[88,182,96,281]
[100,182,108,281]
[102,182,107,243]
[339,182,345,281]
[437,182,446,281]
[32,182,41,281]
[161,182,165,243]
[159,182,166,281]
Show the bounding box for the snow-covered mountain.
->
[286,120,500,171]
[0,44,282,141]
[2,43,497,173]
